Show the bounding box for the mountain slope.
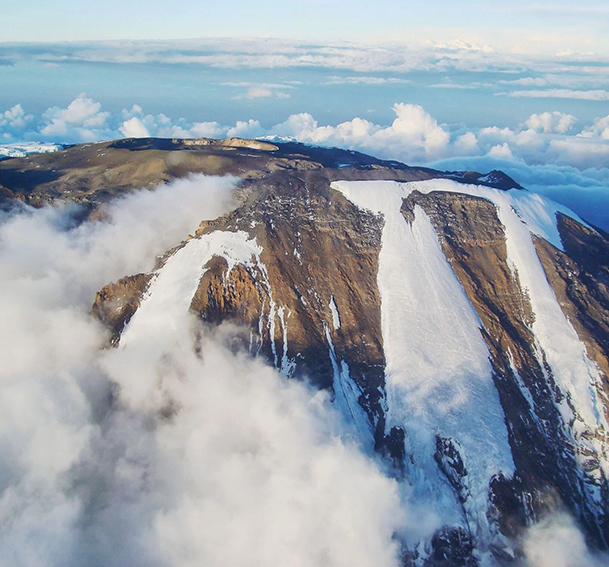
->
[5,138,607,564]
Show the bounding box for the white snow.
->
[120,230,263,351]
[333,179,515,545]
[334,178,609,511]
[329,296,341,330]
[0,142,62,158]
[391,180,608,468]
[324,324,373,450]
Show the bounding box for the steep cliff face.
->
[86,141,609,564]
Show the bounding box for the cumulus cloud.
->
[526,111,578,134]
[488,142,515,160]
[40,94,111,140]
[0,104,33,135]
[271,103,451,162]
[119,116,151,138]
[0,176,410,567]
[581,114,609,140]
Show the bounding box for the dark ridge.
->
[0,137,524,209]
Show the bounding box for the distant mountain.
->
[5,138,609,565]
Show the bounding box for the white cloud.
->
[233,86,292,100]
[325,76,412,86]
[505,89,609,101]
[499,77,549,87]
[41,94,110,134]
[0,176,407,567]
[188,121,225,138]
[488,142,515,160]
[119,116,151,138]
[226,119,265,138]
[526,111,578,134]
[548,137,609,169]
[271,103,451,162]
[0,104,33,130]
[523,512,608,567]
[581,114,609,140]
[425,39,495,53]
[454,131,480,154]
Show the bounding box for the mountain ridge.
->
[3,137,608,565]
[0,137,522,210]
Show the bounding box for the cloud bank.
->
[0,176,409,567]
[3,94,609,170]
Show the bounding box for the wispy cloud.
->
[503,89,609,101]
[232,86,292,100]
[325,76,412,86]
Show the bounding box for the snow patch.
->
[333,179,515,546]
[324,324,373,450]
[0,142,62,159]
[117,230,263,405]
[329,296,341,330]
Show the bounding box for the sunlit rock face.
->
[10,138,608,564]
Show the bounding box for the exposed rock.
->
[92,273,153,344]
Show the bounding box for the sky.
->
[1,34,608,229]
[2,0,609,54]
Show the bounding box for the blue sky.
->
[1,4,609,228]
[2,1,609,54]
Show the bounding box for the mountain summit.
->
[4,138,609,565]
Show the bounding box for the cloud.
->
[227,83,293,100]
[0,104,33,133]
[30,94,114,142]
[325,76,412,86]
[488,142,515,160]
[499,77,549,87]
[119,116,151,138]
[504,89,609,101]
[0,176,409,567]
[0,38,567,75]
[234,86,291,100]
[271,103,451,162]
[581,114,609,139]
[523,512,608,567]
[526,111,578,134]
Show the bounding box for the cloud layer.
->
[2,94,609,169]
[0,176,409,567]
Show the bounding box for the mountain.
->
[4,138,609,565]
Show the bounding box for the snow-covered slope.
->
[333,180,514,547]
